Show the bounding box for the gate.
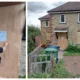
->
[30,54,52,74]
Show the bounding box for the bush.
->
[19,75,26,78]
[65,44,80,52]
[40,50,45,54]
[28,25,41,53]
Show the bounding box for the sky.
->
[27,1,67,28]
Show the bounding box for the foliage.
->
[28,25,41,53]
[28,60,73,78]
[28,73,51,78]
[72,74,80,78]
[50,60,72,78]
[40,50,45,54]
[65,44,80,52]
[19,75,26,78]
[64,51,80,56]
[36,49,50,72]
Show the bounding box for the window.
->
[60,14,66,23]
[46,21,49,27]
[78,14,80,23]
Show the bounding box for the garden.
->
[28,25,80,78]
[28,43,80,78]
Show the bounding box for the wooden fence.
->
[28,45,54,74]
[28,45,42,74]
[30,54,52,74]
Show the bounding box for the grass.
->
[64,44,80,56]
[64,51,80,56]
[19,75,26,78]
[28,59,80,78]
[28,60,73,78]
[65,44,80,52]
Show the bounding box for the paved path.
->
[58,50,64,59]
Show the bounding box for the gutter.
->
[48,11,80,14]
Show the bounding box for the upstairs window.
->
[46,21,49,27]
[60,14,66,23]
[78,14,80,23]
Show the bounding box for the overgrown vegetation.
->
[28,60,73,78]
[64,51,80,56]
[19,75,26,78]
[64,44,80,56]
[28,25,41,53]
[65,44,80,52]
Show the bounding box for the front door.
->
[57,32,67,50]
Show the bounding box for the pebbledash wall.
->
[41,13,80,45]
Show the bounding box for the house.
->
[39,2,80,50]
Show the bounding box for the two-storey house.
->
[39,2,80,50]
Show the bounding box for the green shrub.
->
[40,50,45,54]
[65,44,80,52]
[64,51,80,56]
[19,75,26,78]
[28,25,41,53]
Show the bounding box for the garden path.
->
[58,50,64,59]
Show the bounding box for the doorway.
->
[57,32,68,50]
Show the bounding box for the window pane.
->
[46,21,48,26]
[61,15,64,22]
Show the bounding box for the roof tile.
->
[48,2,80,13]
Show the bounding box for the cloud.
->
[52,2,66,8]
[28,2,48,14]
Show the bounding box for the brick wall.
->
[52,13,79,44]
[35,35,41,47]
[41,13,80,45]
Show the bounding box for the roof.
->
[38,14,50,20]
[0,2,25,7]
[48,2,80,13]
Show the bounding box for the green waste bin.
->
[45,48,58,64]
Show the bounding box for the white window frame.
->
[45,20,49,27]
[78,14,80,23]
[60,14,66,23]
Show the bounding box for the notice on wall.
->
[0,31,7,42]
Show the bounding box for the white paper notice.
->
[0,31,7,42]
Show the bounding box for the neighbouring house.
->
[39,2,80,50]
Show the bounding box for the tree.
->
[28,25,41,53]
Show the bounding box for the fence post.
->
[51,53,54,72]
